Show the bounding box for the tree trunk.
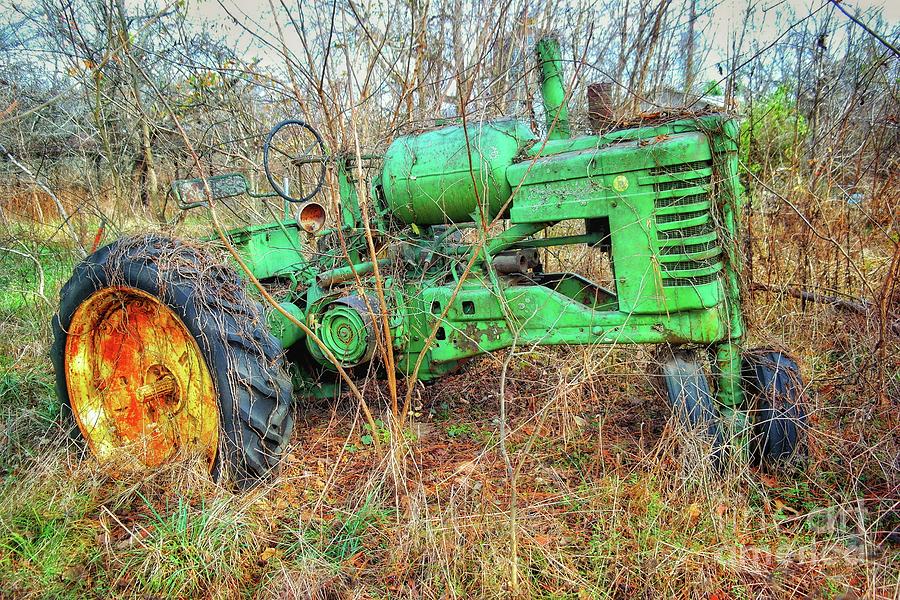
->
[683,0,697,101]
[115,0,158,212]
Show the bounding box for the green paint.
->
[267,301,305,348]
[169,39,750,423]
[380,119,535,224]
[535,37,571,140]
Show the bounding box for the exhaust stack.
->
[535,37,571,140]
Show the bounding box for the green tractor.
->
[50,38,807,486]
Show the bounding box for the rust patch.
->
[64,287,218,470]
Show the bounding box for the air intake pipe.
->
[535,37,571,140]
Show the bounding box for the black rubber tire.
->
[655,347,726,464]
[742,349,808,465]
[50,235,294,488]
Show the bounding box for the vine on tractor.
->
[51,37,808,487]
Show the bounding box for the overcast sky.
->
[185,0,897,85]
[706,0,898,71]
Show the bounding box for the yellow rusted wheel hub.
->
[64,286,219,469]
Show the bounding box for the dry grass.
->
[0,184,897,599]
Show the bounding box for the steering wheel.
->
[263,119,327,204]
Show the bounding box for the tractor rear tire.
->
[742,349,808,466]
[654,347,726,465]
[50,235,294,488]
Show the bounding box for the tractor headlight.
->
[296,201,326,234]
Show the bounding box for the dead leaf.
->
[62,564,87,581]
[759,474,779,487]
[686,502,701,526]
[773,499,798,516]
[259,547,278,562]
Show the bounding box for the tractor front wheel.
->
[654,347,726,466]
[741,349,808,466]
[50,236,294,488]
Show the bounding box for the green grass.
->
[0,243,75,314]
[305,496,391,564]
[111,493,260,596]
[0,455,103,598]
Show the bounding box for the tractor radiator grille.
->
[650,160,723,288]
[661,257,720,271]
[656,209,708,224]
[667,273,720,287]
[656,193,707,208]
[648,160,712,176]
[659,239,718,255]
[656,221,716,240]
[654,178,703,191]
